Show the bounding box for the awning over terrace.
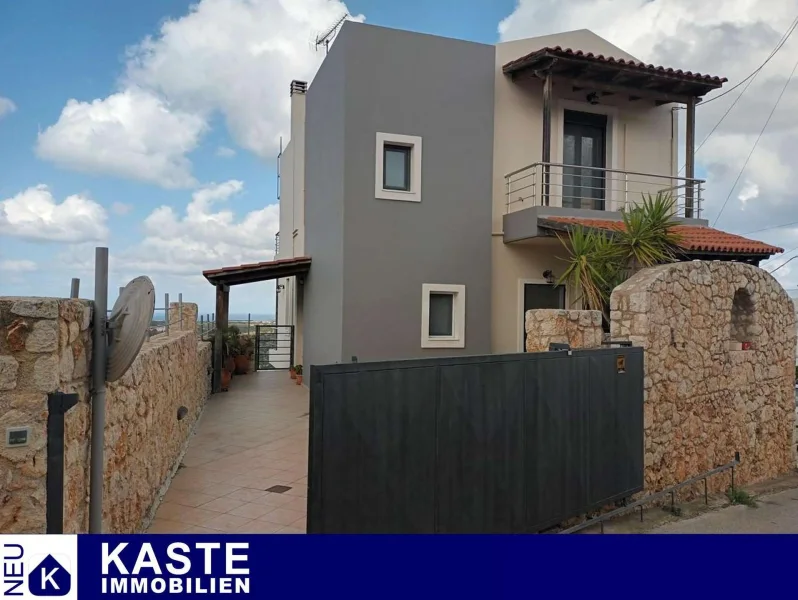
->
[202,256,311,392]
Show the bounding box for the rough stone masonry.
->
[610,261,796,495]
[0,296,211,534]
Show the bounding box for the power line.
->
[701,16,798,106]
[677,16,798,174]
[711,54,798,227]
[769,255,798,274]
[740,219,798,236]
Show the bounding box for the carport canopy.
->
[202,256,311,392]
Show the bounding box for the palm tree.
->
[557,192,683,324]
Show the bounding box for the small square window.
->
[421,284,465,349]
[376,133,422,203]
[383,144,411,191]
[428,293,454,337]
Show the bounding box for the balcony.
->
[502,162,707,243]
[505,162,704,218]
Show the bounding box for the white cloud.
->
[0,259,36,273]
[117,180,279,276]
[0,185,108,244]
[216,146,236,158]
[498,0,798,290]
[37,88,206,188]
[0,96,16,119]
[38,0,363,188]
[111,202,134,215]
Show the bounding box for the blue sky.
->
[2,0,797,312]
[0,0,515,314]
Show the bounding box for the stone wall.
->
[168,301,198,334]
[610,261,796,495]
[1,296,211,534]
[0,298,91,533]
[525,309,603,352]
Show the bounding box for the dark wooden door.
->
[563,110,607,210]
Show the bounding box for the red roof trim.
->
[503,46,727,85]
[544,218,782,256]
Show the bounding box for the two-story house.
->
[203,21,782,376]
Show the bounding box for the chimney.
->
[290,80,308,96]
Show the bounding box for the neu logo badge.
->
[27,555,71,597]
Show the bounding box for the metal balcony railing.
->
[505,162,705,219]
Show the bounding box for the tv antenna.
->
[315,14,347,54]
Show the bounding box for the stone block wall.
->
[525,309,603,352]
[1,295,211,534]
[610,261,796,495]
[0,298,92,533]
[168,301,198,333]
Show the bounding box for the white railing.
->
[505,162,705,219]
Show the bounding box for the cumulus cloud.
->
[216,146,236,158]
[498,0,798,288]
[0,259,36,273]
[37,88,206,188]
[0,185,108,243]
[116,180,279,276]
[0,96,16,119]
[37,0,363,188]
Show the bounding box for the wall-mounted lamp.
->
[543,270,556,285]
[586,92,599,105]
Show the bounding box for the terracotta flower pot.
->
[225,356,235,375]
[234,354,250,375]
[296,375,303,386]
[221,369,232,391]
[290,368,296,380]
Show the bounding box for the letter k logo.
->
[28,555,71,597]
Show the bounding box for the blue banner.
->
[2,534,794,599]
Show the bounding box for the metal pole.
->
[200,315,204,338]
[165,293,170,336]
[248,313,251,336]
[541,72,552,207]
[179,293,183,331]
[70,278,80,299]
[89,247,109,533]
[684,96,696,218]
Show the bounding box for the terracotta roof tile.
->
[503,46,727,86]
[543,217,782,256]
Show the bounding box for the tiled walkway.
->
[148,371,309,533]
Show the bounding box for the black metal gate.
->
[308,346,644,533]
[254,325,294,370]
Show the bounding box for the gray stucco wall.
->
[303,35,346,370]
[339,23,495,362]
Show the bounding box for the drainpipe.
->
[684,96,696,218]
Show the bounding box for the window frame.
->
[375,132,422,203]
[421,283,465,349]
[382,144,411,191]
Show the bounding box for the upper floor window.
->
[375,132,422,202]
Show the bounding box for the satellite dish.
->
[106,275,155,382]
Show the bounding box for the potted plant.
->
[294,364,303,386]
[234,334,254,374]
[223,326,240,376]
[289,365,297,380]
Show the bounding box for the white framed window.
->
[421,284,465,349]
[375,132,422,202]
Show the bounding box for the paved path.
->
[653,487,798,533]
[149,371,309,533]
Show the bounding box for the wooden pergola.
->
[202,256,311,393]
[502,46,727,219]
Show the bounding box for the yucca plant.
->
[557,192,683,325]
